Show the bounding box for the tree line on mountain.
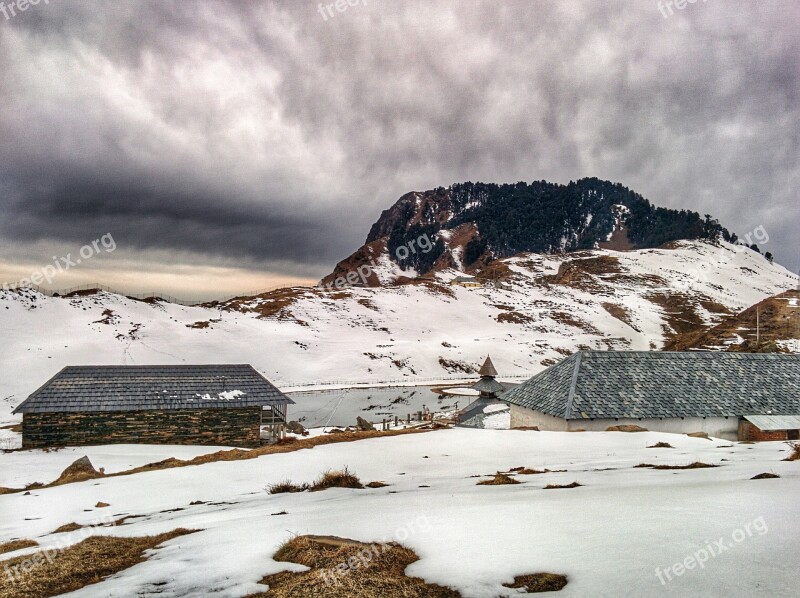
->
[385,178,772,272]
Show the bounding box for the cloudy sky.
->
[0,0,797,299]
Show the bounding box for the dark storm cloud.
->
[0,0,798,276]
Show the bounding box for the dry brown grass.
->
[0,539,37,556]
[309,468,364,492]
[51,523,84,534]
[635,462,718,470]
[477,473,520,486]
[268,467,365,494]
[543,482,582,490]
[647,442,675,449]
[366,481,390,488]
[502,572,568,593]
[0,529,196,598]
[784,442,800,462]
[267,480,309,495]
[246,535,461,597]
[2,428,433,495]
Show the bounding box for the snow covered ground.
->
[0,444,239,488]
[1,241,796,427]
[0,429,797,597]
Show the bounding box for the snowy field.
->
[1,429,797,597]
[0,444,239,488]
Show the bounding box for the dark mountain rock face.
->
[325,178,732,285]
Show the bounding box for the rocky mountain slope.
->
[666,289,800,352]
[323,178,734,286]
[2,240,796,426]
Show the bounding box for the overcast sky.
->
[0,0,797,299]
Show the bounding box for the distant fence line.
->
[278,373,531,391]
[1,282,304,307]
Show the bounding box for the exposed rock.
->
[286,421,306,435]
[606,425,648,432]
[55,456,102,484]
[356,416,375,431]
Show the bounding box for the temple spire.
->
[478,355,498,378]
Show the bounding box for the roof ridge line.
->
[564,352,582,419]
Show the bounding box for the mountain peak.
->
[325,178,733,287]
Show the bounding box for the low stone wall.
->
[21,407,263,449]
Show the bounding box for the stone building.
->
[13,364,293,449]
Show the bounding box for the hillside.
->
[324,178,735,286]
[666,289,800,352]
[1,240,796,427]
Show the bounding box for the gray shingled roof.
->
[13,365,294,414]
[471,377,508,394]
[478,356,499,378]
[501,351,800,420]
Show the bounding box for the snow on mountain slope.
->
[1,241,796,425]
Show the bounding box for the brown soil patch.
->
[477,473,520,486]
[646,292,707,344]
[503,572,568,593]
[551,256,623,285]
[635,462,718,470]
[366,481,390,488]
[320,239,387,288]
[247,535,461,597]
[0,529,196,598]
[597,223,634,251]
[550,312,600,334]
[211,287,310,326]
[52,523,85,534]
[601,303,640,332]
[186,320,210,329]
[543,482,582,490]
[606,425,648,433]
[497,311,534,325]
[0,539,38,556]
[751,473,781,480]
[438,358,478,374]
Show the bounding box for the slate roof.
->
[471,377,508,394]
[457,397,509,428]
[13,365,294,414]
[744,415,800,431]
[501,351,800,420]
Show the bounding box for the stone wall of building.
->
[738,420,797,442]
[21,407,263,449]
[510,405,740,440]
